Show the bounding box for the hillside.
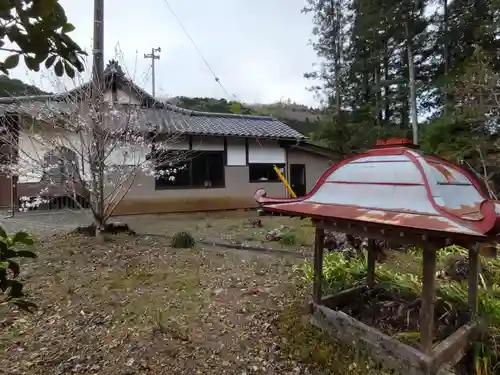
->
[0,75,49,97]
[169,96,321,135]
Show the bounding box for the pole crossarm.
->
[144,47,161,98]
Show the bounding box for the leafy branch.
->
[0,0,86,78]
[0,227,37,312]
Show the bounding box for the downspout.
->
[9,173,14,218]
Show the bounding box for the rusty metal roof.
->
[255,138,500,238]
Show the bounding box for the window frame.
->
[154,150,226,190]
[248,163,285,183]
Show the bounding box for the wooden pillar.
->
[313,227,325,304]
[468,245,479,318]
[367,239,376,288]
[420,247,437,354]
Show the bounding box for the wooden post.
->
[468,245,479,318]
[313,227,325,304]
[420,247,437,354]
[367,239,376,288]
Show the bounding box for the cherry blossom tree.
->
[0,70,194,233]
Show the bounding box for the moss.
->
[171,231,196,249]
[277,302,394,374]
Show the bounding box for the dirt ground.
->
[120,211,315,252]
[0,229,320,375]
[1,210,316,254]
[0,211,401,375]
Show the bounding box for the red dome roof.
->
[255,139,500,238]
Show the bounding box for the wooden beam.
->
[223,137,228,166]
[311,305,431,374]
[321,285,368,309]
[315,219,454,249]
[430,320,479,373]
[313,227,325,304]
[420,247,437,354]
[468,246,479,317]
[244,138,249,165]
[367,239,376,288]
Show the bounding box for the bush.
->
[0,226,37,311]
[279,230,298,245]
[171,231,196,249]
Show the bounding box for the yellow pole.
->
[273,165,297,198]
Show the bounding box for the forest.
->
[303,0,500,197]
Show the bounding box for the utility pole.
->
[144,47,161,97]
[92,0,104,94]
[91,0,105,229]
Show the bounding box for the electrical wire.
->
[161,0,235,100]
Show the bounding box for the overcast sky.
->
[2,0,320,106]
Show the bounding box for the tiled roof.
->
[0,98,307,140]
[142,104,306,139]
[0,59,306,140]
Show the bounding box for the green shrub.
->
[0,226,36,311]
[279,230,298,245]
[170,231,195,249]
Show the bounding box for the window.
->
[42,147,79,184]
[249,163,285,183]
[155,151,225,189]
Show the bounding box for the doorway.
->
[290,164,306,197]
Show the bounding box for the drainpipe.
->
[4,162,14,219]
[9,174,14,218]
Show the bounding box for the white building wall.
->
[226,138,246,166]
[247,139,285,164]
[103,88,141,105]
[17,130,95,182]
[192,136,224,151]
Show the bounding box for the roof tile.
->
[0,100,306,140]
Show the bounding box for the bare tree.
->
[449,46,500,199]
[0,65,195,233]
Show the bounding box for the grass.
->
[115,211,316,253]
[277,301,395,375]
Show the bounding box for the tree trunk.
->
[332,0,342,115]
[374,64,382,125]
[400,48,409,130]
[383,39,391,124]
[443,0,450,115]
[406,20,419,144]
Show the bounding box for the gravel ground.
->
[0,210,90,235]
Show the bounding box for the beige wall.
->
[111,147,331,215]
[9,133,333,215]
[287,148,332,192]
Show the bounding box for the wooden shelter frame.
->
[310,218,481,375]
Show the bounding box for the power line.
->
[161,0,234,100]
